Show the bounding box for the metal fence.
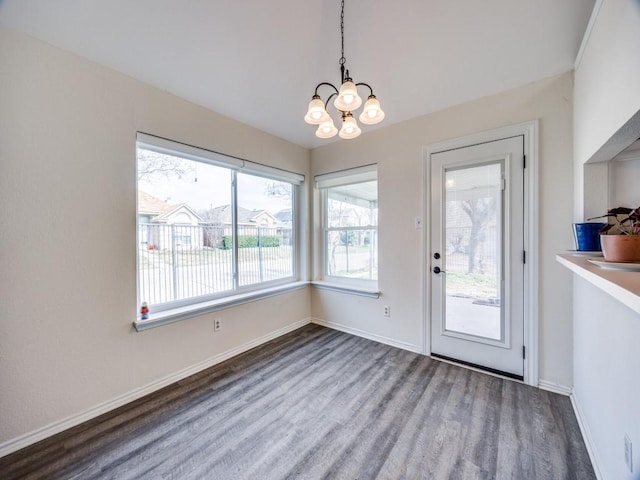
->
[326,228,378,280]
[445,225,499,276]
[138,223,293,306]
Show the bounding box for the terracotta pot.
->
[600,234,640,262]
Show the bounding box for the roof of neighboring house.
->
[138,191,174,216]
[153,203,204,223]
[210,205,278,225]
[274,209,292,223]
[139,191,204,223]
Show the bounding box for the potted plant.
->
[587,207,640,262]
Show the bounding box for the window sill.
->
[134,281,309,332]
[311,281,380,299]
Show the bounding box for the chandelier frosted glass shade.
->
[333,80,363,112]
[359,95,385,125]
[316,117,339,138]
[338,114,361,139]
[304,96,327,125]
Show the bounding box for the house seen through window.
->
[136,134,300,314]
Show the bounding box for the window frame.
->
[135,133,304,324]
[316,165,378,290]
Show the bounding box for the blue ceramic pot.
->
[573,222,607,251]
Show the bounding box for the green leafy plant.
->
[588,207,640,235]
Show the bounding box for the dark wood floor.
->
[0,324,595,479]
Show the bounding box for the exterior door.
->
[430,136,524,379]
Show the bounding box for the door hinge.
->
[522,346,526,359]
[522,250,526,264]
[523,154,526,169]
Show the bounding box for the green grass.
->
[445,272,498,299]
[329,245,377,280]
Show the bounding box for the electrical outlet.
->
[384,306,390,317]
[214,318,222,332]
[625,435,633,472]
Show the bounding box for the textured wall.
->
[573,277,640,480]
[0,26,311,448]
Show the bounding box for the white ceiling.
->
[0,0,595,149]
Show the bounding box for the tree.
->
[137,150,195,182]
[198,206,226,248]
[461,197,495,274]
[265,181,292,199]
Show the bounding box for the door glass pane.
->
[444,162,502,341]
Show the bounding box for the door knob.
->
[433,266,445,274]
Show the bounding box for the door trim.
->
[422,120,539,386]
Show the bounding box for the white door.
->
[430,136,524,379]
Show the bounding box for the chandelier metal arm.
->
[313,82,340,98]
[325,92,338,110]
[355,82,375,97]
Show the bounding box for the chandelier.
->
[303,0,385,140]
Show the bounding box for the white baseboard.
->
[538,379,573,396]
[570,392,606,480]
[311,317,421,354]
[0,317,311,459]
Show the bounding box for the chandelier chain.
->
[339,0,345,67]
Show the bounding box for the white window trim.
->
[311,280,380,299]
[134,281,309,331]
[316,164,378,288]
[135,133,304,327]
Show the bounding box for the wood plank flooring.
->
[0,325,595,479]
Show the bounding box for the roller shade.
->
[137,132,305,185]
[314,164,377,189]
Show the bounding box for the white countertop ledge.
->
[556,253,640,314]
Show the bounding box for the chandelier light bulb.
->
[334,80,362,112]
[339,114,361,139]
[316,117,338,139]
[304,96,327,125]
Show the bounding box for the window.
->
[316,165,378,284]
[136,133,302,314]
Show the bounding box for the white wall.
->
[574,0,640,167]
[571,1,640,478]
[573,277,640,480]
[0,26,311,450]
[311,73,576,387]
[610,158,640,208]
